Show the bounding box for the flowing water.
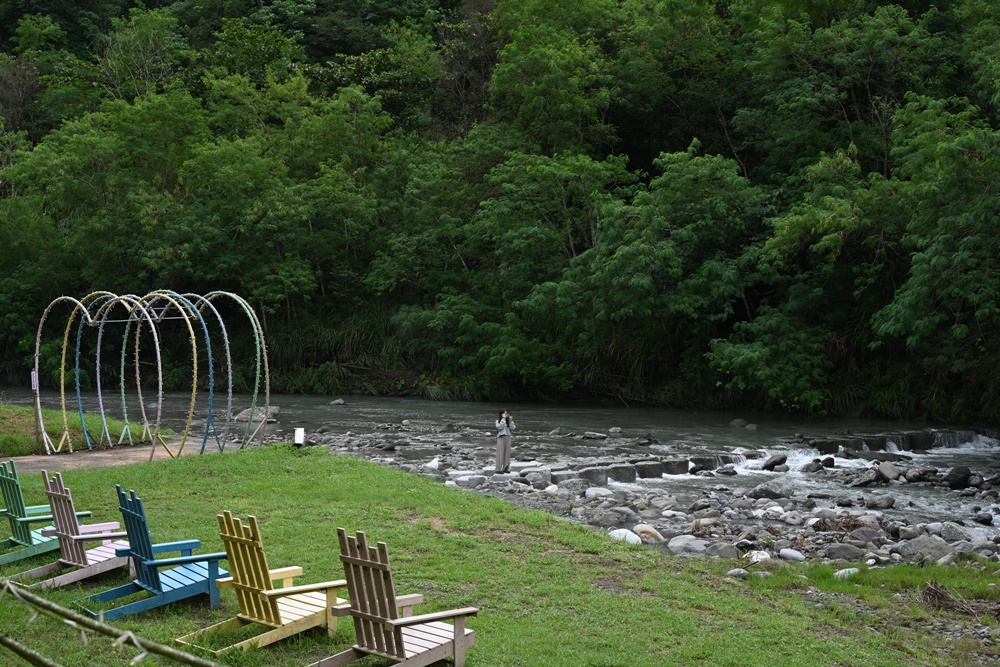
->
[6,388,1000,528]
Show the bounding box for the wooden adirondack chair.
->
[12,471,133,590]
[306,528,478,667]
[75,485,228,621]
[0,460,91,566]
[176,511,349,654]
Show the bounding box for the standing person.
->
[495,409,515,473]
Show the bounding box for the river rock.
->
[762,454,787,471]
[940,522,971,542]
[726,568,750,578]
[943,466,972,490]
[826,543,865,561]
[845,528,882,547]
[610,507,642,524]
[779,548,806,562]
[973,513,994,525]
[910,534,953,561]
[833,568,860,580]
[585,487,616,500]
[633,524,665,544]
[330,398,345,405]
[667,535,699,553]
[729,418,749,428]
[747,479,795,500]
[848,468,883,487]
[801,460,825,473]
[878,461,903,481]
[582,432,608,440]
[783,511,804,526]
[681,539,710,554]
[608,528,641,544]
[234,406,280,422]
[587,509,622,528]
[705,542,739,559]
[455,475,486,488]
[866,495,895,510]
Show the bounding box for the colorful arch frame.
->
[32,291,270,458]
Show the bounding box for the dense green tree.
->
[733,4,951,182]
[872,95,1000,420]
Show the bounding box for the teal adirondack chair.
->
[0,460,91,566]
[75,485,228,621]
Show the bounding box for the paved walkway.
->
[10,442,222,475]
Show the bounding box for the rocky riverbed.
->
[286,414,1000,573]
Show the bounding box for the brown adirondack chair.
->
[1,460,91,566]
[176,511,348,654]
[12,471,132,590]
[306,528,478,667]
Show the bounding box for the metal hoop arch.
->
[33,291,269,457]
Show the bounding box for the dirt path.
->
[9,442,224,475]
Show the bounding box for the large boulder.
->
[762,454,788,471]
[825,543,865,561]
[747,479,796,500]
[943,466,973,490]
[910,534,954,561]
[234,406,280,423]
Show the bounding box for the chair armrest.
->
[151,540,201,554]
[269,566,303,587]
[76,521,121,534]
[21,510,92,525]
[264,579,347,598]
[24,504,53,515]
[148,551,227,569]
[387,607,479,628]
[396,593,424,610]
[15,514,54,525]
[330,594,425,618]
[69,531,128,543]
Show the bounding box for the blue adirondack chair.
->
[0,460,91,566]
[75,485,228,621]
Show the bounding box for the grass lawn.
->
[0,444,998,666]
[0,402,162,457]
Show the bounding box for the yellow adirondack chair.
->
[176,511,348,654]
[13,471,132,590]
[307,528,478,667]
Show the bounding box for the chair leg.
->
[454,617,467,667]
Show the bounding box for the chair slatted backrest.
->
[217,511,282,626]
[0,460,34,544]
[116,485,161,593]
[338,528,404,659]
[43,471,88,566]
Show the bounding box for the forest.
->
[0,0,998,422]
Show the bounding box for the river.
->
[5,388,1000,528]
